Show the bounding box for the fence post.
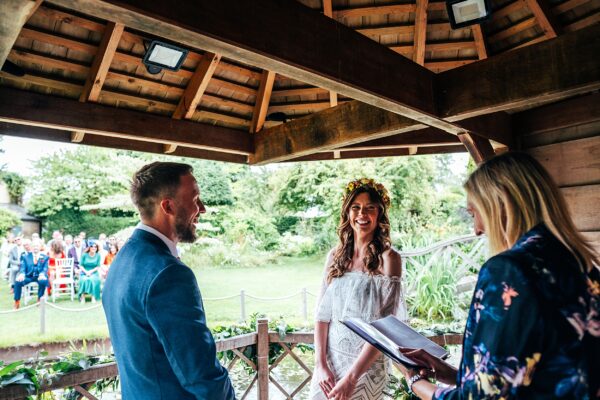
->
[301,287,308,323]
[240,289,246,322]
[257,318,269,400]
[40,296,46,335]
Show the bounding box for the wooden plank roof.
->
[0,0,598,164]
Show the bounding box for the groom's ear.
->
[159,198,176,217]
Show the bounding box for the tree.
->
[0,208,20,234]
[0,171,26,204]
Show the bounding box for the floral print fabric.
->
[435,224,600,399]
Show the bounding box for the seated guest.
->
[47,240,66,296]
[395,152,600,399]
[68,236,85,273]
[78,242,102,303]
[8,236,26,291]
[100,244,118,280]
[13,239,49,309]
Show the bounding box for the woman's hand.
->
[399,347,458,385]
[328,372,358,400]
[314,362,336,398]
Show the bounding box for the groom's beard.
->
[174,212,197,243]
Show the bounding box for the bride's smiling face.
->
[348,192,380,236]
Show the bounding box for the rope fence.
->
[0,235,486,334]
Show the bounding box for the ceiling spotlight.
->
[446,0,491,29]
[142,40,188,75]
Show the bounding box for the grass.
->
[0,254,326,348]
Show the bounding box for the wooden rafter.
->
[340,128,461,151]
[413,0,429,66]
[0,0,42,68]
[45,0,464,135]
[523,0,562,38]
[291,145,466,162]
[253,25,598,164]
[438,24,600,120]
[471,25,488,59]
[322,0,338,107]
[250,70,275,133]
[458,132,495,164]
[0,122,248,164]
[0,87,253,155]
[172,51,221,119]
[79,21,124,102]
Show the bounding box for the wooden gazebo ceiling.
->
[0,0,598,164]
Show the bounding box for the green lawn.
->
[0,254,325,348]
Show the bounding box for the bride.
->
[309,179,406,400]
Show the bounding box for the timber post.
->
[256,318,269,400]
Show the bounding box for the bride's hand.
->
[328,372,358,400]
[315,362,336,398]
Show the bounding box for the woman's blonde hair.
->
[464,152,598,270]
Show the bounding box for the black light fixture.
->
[446,0,491,29]
[142,40,188,75]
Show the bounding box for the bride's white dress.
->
[309,271,407,399]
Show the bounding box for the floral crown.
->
[343,178,391,207]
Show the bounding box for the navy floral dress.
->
[435,224,600,399]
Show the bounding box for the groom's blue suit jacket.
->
[103,229,235,400]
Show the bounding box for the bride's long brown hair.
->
[327,185,391,283]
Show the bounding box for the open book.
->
[342,315,450,368]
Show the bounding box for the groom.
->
[103,162,235,400]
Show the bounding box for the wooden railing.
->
[0,319,463,400]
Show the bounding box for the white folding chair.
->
[52,258,75,302]
[22,282,39,305]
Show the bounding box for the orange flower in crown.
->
[343,178,391,207]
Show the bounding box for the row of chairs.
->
[23,258,76,304]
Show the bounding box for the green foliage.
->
[0,208,20,234]
[1,171,26,204]
[27,147,142,218]
[187,159,234,206]
[385,374,418,399]
[43,209,137,238]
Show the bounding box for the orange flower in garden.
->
[502,283,519,310]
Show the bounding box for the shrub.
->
[0,208,20,234]
[43,209,137,238]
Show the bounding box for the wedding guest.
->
[47,240,66,296]
[311,178,405,400]
[46,230,63,250]
[64,234,74,252]
[67,236,85,272]
[100,244,118,280]
[77,242,102,303]
[79,231,89,248]
[8,236,27,291]
[396,152,600,399]
[0,233,14,280]
[13,239,48,309]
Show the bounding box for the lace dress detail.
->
[309,272,407,399]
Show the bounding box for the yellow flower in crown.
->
[343,178,391,207]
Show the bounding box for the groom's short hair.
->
[130,162,193,220]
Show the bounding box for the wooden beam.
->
[79,21,124,102]
[71,131,85,142]
[413,0,429,66]
[251,97,512,164]
[438,24,600,120]
[553,0,587,14]
[458,132,496,164]
[488,17,537,43]
[0,0,42,68]
[0,86,253,155]
[290,145,466,162]
[322,0,338,107]
[333,4,416,18]
[250,70,275,133]
[340,128,461,151]
[163,143,177,153]
[514,92,600,136]
[173,52,221,119]
[492,0,526,20]
[471,25,488,59]
[46,0,463,134]
[523,0,562,38]
[271,87,328,98]
[0,122,248,163]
